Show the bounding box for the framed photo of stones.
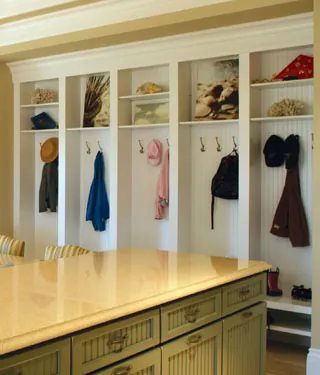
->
[134,102,169,125]
[83,74,110,127]
[194,58,239,121]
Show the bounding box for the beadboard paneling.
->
[189,122,239,257]
[260,119,313,291]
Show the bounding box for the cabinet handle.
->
[185,307,200,323]
[243,311,253,319]
[113,365,132,375]
[187,334,202,345]
[108,334,128,353]
[239,289,250,296]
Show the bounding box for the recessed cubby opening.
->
[65,129,111,251]
[118,65,170,128]
[250,46,314,120]
[249,46,313,323]
[117,127,170,250]
[19,132,59,259]
[178,59,240,256]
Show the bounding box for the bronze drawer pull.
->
[108,334,128,353]
[185,307,200,323]
[239,289,250,296]
[243,311,253,319]
[187,334,202,345]
[113,365,132,375]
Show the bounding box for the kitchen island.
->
[0,247,270,375]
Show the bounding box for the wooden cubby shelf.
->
[251,115,313,122]
[119,92,169,101]
[251,78,313,89]
[179,120,239,126]
[20,129,59,133]
[67,127,110,132]
[118,123,169,129]
[20,102,59,108]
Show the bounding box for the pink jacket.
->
[155,149,169,219]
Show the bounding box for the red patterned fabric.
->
[275,54,313,80]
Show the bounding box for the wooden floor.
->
[266,341,308,375]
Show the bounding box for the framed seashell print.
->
[83,74,110,127]
[194,58,239,121]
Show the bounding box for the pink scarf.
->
[155,149,169,219]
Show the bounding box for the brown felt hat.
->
[40,137,59,163]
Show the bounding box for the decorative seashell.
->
[267,98,305,117]
[195,103,211,118]
[199,96,214,106]
[136,82,162,95]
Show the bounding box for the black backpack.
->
[211,153,239,229]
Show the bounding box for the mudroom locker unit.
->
[10,13,313,339]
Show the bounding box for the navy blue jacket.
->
[86,151,110,231]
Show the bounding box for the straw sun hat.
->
[40,137,59,163]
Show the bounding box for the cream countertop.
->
[0,247,270,356]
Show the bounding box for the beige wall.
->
[0,64,13,236]
[312,0,320,349]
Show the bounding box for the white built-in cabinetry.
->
[10,13,313,338]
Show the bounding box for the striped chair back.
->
[0,235,25,257]
[44,245,90,261]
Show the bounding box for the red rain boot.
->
[267,268,283,297]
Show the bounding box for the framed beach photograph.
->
[134,102,169,125]
[83,74,110,127]
[194,58,239,121]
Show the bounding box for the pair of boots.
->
[267,268,283,297]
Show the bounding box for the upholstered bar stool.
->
[44,245,90,261]
[0,235,25,257]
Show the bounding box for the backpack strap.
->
[211,195,215,230]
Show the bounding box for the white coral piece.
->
[267,98,305,117]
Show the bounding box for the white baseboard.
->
[307,348,320,375]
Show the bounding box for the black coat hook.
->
[138,140,144,154]
[216,137,222,152]
[166,138,170,147]
[232,136,237,150]
[200,137,206,152]
[98,141,103,152]
[85,141,91,155]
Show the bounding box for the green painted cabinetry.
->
[222,302,267,375]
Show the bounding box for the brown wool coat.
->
[270,166,310,247]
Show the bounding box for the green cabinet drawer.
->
[161,289,221,342]
[72,309,160,375]
[222,273,266,316]
[222,302,267,375]
[161,321,222,375]
[94,348,161,375]
[0,339,70,375]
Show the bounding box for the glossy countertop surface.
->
[0,247,270,355]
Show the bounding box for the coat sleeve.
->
[47,162,59,212]
[39,164,48,213]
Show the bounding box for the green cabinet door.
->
[222,302,266,375]
[161,322,222,375]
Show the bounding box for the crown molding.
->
[0,0,231,47]
[8,13,313,82]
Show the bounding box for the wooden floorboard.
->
[266,341,308,375]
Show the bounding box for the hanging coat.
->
[155,149,169,220]
[39,160,58,213]
[86,151,110,231]
[270,166,310,247]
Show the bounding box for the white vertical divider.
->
[108,69,119,249]
[58,77,66,245]
[13,82,20,239]
[169,62,179,251]
[238,53,250,260]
